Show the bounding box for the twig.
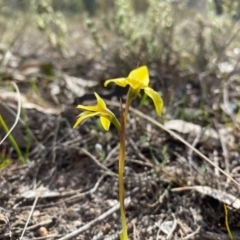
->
[0,219,53,239]
[154,218,163,239]
[126,105,240,188]
[200,230,240,240]
[132,218,140,240]
[58,197,132,240]
[125,158,153,168]
[0,82,21,145]
[19,196,39,240]
[51,116,61,164]
[182,227,200,240]
[222,81,240,131]
[80,147,118,177]
[84,99,240,188]
[213,120,230,175]
[187,128,203,185]
[212,149,220,178]
[214,22,240,66]
[32,235,63,240]
[129,137,152,165]
[23,219,52,231]
[149,184,171,208]
[43,116,61,188]
[14,175,104,209]
[59,174,104,204]
[166,213,177,240]
[104,144,119,163]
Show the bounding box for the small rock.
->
[39,226,48,237]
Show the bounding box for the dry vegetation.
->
[0,0,240,239]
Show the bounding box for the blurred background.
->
[1,0,240,107]
[0,0,240,135]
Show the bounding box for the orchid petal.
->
[73,92,120,131]
[104,78,128,87]
[94,92,107,110]
[144,87,163,116]
[100,116,111,131]
[73,111,99,129]
[128,66,149,89]
[76,93,106,112]
[76,104,99,111]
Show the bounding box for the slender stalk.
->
[224,203,233,240]
[119,107,128,239]
[124,89,133,123]
[118,89,134,240]
[111,114,121,131]
[0,115,25,164]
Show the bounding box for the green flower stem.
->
[124,88,136,123]
[0,115,25,164]
[118,88,135,240]
[111,114,121,132]
[119,113,127,240]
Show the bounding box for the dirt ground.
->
[1,8,240,240]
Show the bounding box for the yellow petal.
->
[144,87,163,116]
[94,92,106,111]
[76,104,99,112]
[100,116,111,131]
[76,93,107,112]
[73,111,99,129]
[104,78,128,87]
[128,66,149,89]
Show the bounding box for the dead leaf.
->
[172,186,240,209]
[64,74,98,97]
[20,186,60,199]
[0,91,60,115]
[164,119,234,146]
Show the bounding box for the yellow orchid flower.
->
[73,92,120,131]
[104,66,163,115]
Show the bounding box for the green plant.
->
[31,0,67,54]
[0,146,11,168]
[73,66,163,239]
[0,115,26,164]
[84,0,240,86]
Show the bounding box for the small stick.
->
[58,197,131,240]
[80,147,118,177]
[19,196,39,240]
[0,82,21,145]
